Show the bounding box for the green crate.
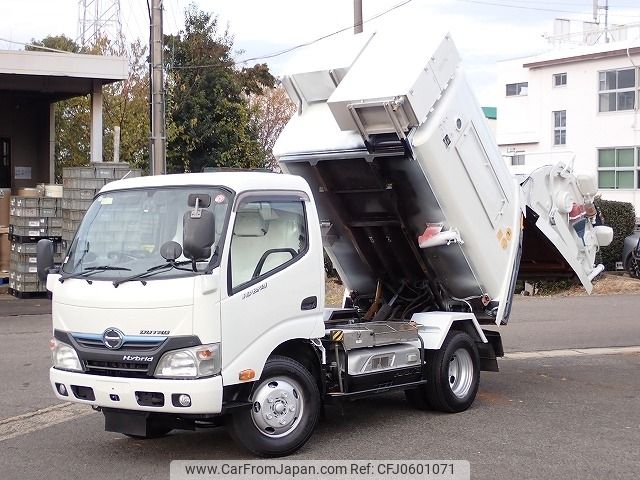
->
[9,225,47,237]
[65,188,98,200]
[39,198,60,209]
[10,206,39,217]
[39,207,59,218]
[10,197,39,208]
[10,216,46,228]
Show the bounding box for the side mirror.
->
[160,240,182,261]
[183,210,215,261]
[36,239,54,282]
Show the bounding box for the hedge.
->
[594,197,636,270]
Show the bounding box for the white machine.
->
[38,32,612,457]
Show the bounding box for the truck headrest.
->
[234,211,267,237]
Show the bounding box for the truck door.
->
[519,164,611,293]
[219,192,325,383]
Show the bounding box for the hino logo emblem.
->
[102,328,125,350]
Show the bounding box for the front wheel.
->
[228,355,320,457]
[406,331,480,413]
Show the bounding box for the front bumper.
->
[50,367,223,414]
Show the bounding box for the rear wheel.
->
[228,355,320,457]
[406,331,479,413]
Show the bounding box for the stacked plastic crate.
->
[62,163,141,248]
[8,196,63,296]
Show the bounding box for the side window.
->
[230,199,307,290]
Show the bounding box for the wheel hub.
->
[448,347,474,399]
[251,378,304,438]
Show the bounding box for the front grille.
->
[73,336,165,351]
[84,360,150,378]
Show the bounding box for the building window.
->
[598,68,636,112]
[553,73,567,87]
[506,82,528,96]
[511,154,525,166]
[597,148,638,189]
[553,110,566,145]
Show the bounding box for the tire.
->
[228,355,321,457]
[406,331,480,413]
[626,255,640,279]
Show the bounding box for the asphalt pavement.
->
[0,293,639,480]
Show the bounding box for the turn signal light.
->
[239,369,255,381]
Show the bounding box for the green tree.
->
[165,6,274,173]
[247,85,296,171]
[100,38,150,172]
[28,34,80,53]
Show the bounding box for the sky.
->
[1,0,640,105]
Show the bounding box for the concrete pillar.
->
[90,80,103,163]
[49,103,55,182]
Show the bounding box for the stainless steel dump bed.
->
[275,31,611,325]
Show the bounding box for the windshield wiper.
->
[60,265,132,283]
[113,260,192,288]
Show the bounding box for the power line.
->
[170,0,415,70]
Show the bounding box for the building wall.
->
[496,50,640,214]
[0,96,52,192]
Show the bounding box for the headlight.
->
[50,338,82,372]
[154,343,221,379]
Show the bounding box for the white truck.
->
[37,32,613,457]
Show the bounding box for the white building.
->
[496,37,640,214]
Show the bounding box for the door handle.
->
[300,296,317,311]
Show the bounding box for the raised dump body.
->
[274,31,612,325]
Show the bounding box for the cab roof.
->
[100,171,312,196]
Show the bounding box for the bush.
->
[594,197,636,270]
[534,279,579,296]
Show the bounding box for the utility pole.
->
[604,0,609,43]
[593,0,610,43]
[354,0,363,34]
[150,0,166,175]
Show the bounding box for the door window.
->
[230,199,307,291]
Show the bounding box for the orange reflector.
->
[239,369,255,381]
[49,338,56,350]
[197,349,213,360]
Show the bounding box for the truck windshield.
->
[62,186,231,280]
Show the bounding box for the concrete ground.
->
[0,294,639,479]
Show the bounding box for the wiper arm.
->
[84,265,132,272]
[60,265,131,283]
[113,260,192,288]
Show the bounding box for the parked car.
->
[622,232,640,278]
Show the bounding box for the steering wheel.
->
[107,250,151,262]
[252,248,297,279]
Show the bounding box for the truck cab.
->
[43,173,326,450]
